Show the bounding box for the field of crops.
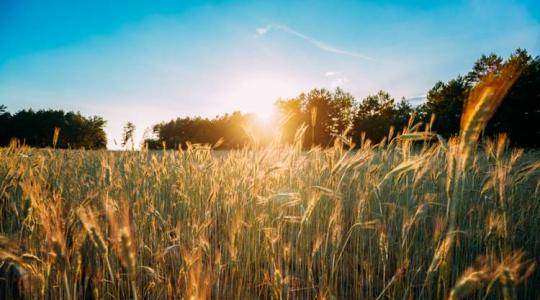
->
[1,130,539,299]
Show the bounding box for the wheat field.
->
[0,131,539,299]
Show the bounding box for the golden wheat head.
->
[459,59,523,157]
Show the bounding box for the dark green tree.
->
[420,76,469,137]
[0,105,11,145]
[465,53,503,84]
[329,88,355,138]
[421,48,540,147]
[352,91,414,143]
[302,89,334,146]
[483,49,540,147]
[0,107,107,149]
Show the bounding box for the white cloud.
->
[255,26,270,37]
[256,24,373,60]
[325,71,337,77]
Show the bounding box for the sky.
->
[1,0,539,148]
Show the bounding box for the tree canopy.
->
[145,88,416,149]
[146,112,253,150]
[420,48,540,147]
[0,107,107,149]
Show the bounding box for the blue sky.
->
[1,0,539,148]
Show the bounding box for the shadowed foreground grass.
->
[0,131,539,299]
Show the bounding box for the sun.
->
[251,105,277,128]
[246,105,281,142]
[219,70,295,133]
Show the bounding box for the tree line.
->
[144,111,253,149]
[0,106,107,149]
[1,48,538,149]
[146,48,539,149]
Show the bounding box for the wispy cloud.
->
[255,24,372,60]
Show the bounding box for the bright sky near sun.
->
[1,0,539,148]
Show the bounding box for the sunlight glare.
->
[252,104,277,127]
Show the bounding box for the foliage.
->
[421,49,540,147]
[419,76,469,137]
[122,122,136,149]
[146,112,252,150]
[353,91,414,143]
[484,49,540,147]
[276,88,356,147]
[0,108,107,149]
